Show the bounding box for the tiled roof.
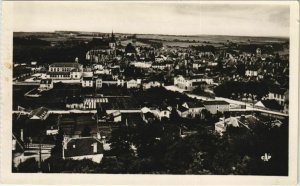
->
[47,71,70,75]
[260,99,283,110]
[50,63,81,68]
[186,101,204,108]
[64,137,103,158]
[30,107,49,119]
[178,105,189,112]
[203,100,230,105]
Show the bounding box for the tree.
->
[82,126,91,137]
[51,129,64,158]
[17,158,39,173]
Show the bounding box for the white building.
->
[47,62,83,79]
[38,79,53,91]
[174,75,213,91]
[203,100,230,114]
[142,81,162,90]
[126,79,141,89]
[82,77,94,87]
[63,137,104,163]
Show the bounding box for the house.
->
[59,114,100,138]
[82,77,94,87]
[174,75,193,90]
[141,105,171,120]
[62,137,104,163]
[142,81,161,90]
[131,61,152,69]
[95,78,103,89]
[182,101,205,118]
[29,107,49,120]
[177,105,190,118]
[174,75,213,91]
[245,69,258,77]
[215,115,259,135]
[107,110,122,122]
[155,105,172,120]
[46,126,59,135]
[142,111,157,123]
[152,62,168,70]
[47,62,83,79]
[255,99,283,111]
[65,96,84,109]
[203,100,230,114]
[268,86,288,106]
[215,117,239,135]
[126,79,141,89]
[38,79,53,91]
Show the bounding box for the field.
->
[14,31,289,51]
[136,34,288,44]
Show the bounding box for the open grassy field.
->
[136,34,288,44]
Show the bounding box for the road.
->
[164,85,288,117]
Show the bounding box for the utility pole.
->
[38,141,42,171]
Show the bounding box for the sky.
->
[12,2,290,37]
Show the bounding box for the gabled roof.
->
[177,105,189,113]
[185,101,204,108]
[269,86,287,95]
[50,63,81,68]
[64,137,103,158]
[259,99,283,110]
[203,100,230,106]
[82,77,94,81]
[144,112,156,119]
[47,71,70,75]
[30,107,49,120]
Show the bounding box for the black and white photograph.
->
[0,1,299,185]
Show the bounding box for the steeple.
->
[109,29,116,50]
[111,30,115,41]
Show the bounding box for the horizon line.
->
[13,30,289,39]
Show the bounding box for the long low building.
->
[46,62,83,80]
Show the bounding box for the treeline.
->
[190,45,216,53]
[136,38,163,48]
[214,81,269,100]
[132,87,194,107]
[13,37,50,46]
[237,44,286,54]
[13,43,90,64]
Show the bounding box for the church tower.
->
[109,30,116,50]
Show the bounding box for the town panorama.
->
[12,31,289,175]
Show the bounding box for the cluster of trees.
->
[14,37,50,46]
[190,45,216,53]
[13,66,32,78]
[132,87,194,107]
[14,41,90,64]
[136,38,163,48]
[237,43,285,54]
[192,86,215,98]
[214,81,269,101]
[15,111,288,175]
[99,116,287,175]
